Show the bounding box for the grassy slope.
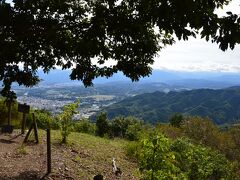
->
[46,131,138,179]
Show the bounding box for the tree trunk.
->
[7,102,12,125]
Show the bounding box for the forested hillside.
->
[102,87,240,124]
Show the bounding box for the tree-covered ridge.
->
[102,86,240,124]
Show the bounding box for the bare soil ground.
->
[0,131,45,179]
[0,130,138,180]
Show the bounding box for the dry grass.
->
[46,130,139,179]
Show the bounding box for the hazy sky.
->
[153,0,240,72]
[153,37,240,72]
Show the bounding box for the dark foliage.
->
[111,116,143,140]
[0,0,239,96]
[96,112,110,137]
[170,113,184,127]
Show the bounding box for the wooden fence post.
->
[24,113,38,143]
[47,128,51,174]
[21,113,26,134]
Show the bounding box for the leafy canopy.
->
[0,0,239,96]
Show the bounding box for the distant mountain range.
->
[100,86,240,124]
[0,69,237,90]
[35,69,240,89]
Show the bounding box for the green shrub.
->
[0,98,21,127]
[156,124,184,139]
[57,100,80,143]
[96,112,110,137]
[111,116,143,140]
[50,117,60,130]
[139,132,185,179]
[169,113,184,127]
[35,109,53,129]
[125,141,141,160]
[73,119,96,134]
[171,138,234,180]
[137,132,235,179]
[125,123,142,141]
[181,116,220,146]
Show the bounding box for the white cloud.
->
[152,0,240,72]
[153,37,240,72]
[215,0,240,16]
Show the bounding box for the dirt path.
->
[0,131,46,179]
[0,131,78,180]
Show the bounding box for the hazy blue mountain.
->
[100,87,240,124]
[36,69,131,85]
[2,69,240,92]
[37,69,77,85]
[35,69,240,89]
[167,79,236,89]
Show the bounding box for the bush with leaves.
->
[226,126,240,161]
[229,126,240,151]
[34,109,53,129]
[181,116,220,147]
[57,100,80,143]
[0,98,21,126]
[139,132,186,179]
[171,139,234,180]
[181,116,238,160]
[111,116,143,140]
[73,119,96,135]
[169,113,184,127]
[96,112,110,137]
[111,116,127,138]
[125,122,143,141]
[138,132,235,179]
[156,123,184,139]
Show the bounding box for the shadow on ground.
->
[0,171,44,180]
[0,172,74,180]
[0,133,22,144]
[0,139,16,144]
